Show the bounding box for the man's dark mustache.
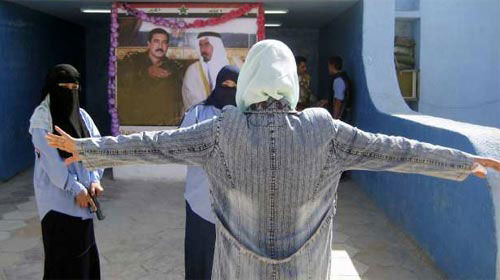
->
[155,49,164,52]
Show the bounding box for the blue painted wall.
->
[84,22,111,136]
[0,1,85,181]
[320,0,497,278]
[417,0,499,128]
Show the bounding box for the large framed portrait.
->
[113,4,262,128]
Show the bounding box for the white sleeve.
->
[180,106,199,128]
[333,78,346,101]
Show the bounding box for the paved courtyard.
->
[0,168,444,279]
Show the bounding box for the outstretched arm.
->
[332,121,499,180]
[46,116,219,170]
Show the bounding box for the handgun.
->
[88,193,106,221]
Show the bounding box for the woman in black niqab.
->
[42,64,90,158]
[36,64,101,280]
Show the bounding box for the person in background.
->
[319,56,352,122]
[295,55,313,110]
[180,65,239,280]
[29,64,104,279]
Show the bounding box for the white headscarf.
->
[195,33,229,90]
[236,40,299,111]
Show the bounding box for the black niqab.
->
[41,64,90,158]
[203,65,239,110]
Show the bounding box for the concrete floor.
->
[0,168,444,279]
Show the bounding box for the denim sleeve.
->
[331,121,475,181]
[32,129,86,196]
[76,116,218,170]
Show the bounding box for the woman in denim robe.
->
[46,41,499,280]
